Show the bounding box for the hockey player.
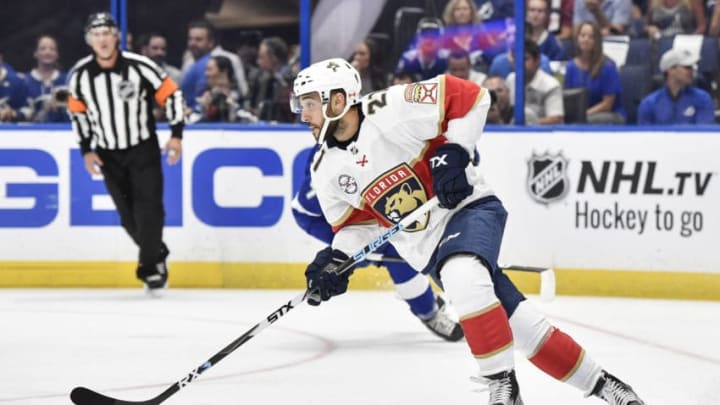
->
[291,58,645,405]
[292,144,463,342]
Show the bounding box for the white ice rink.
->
[0,289,718,405]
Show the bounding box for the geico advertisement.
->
[1,129,718,273]
[479,131,719,273]
[0,129,323,262]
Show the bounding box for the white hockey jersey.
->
[311,74,494,271]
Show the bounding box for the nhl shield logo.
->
[527,152,569,204]
[117,80,136,102]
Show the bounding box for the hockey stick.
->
[364,253,556,302]
[69,197,439,405]
[366,253,548,273]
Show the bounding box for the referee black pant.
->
[97,137,166,268]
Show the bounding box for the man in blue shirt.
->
[181,20,248,111]
[638,48,715,125]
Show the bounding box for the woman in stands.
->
[198,55,239,122]
[350,38,387,96]
[564,21,626,124]
[442,0,481,54]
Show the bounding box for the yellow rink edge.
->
[0,262,718,301]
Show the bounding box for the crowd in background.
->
[0,19,300,125]
[1,0,718,125]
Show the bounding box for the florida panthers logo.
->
[384,183,429,231]
[363,163,429,232]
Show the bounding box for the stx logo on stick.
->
[267,300,295,323]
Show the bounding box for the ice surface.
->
[0,289,717,404]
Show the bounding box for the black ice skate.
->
[483,370,524,405]
[591,370,645,405]
[422,296,464,341]
[136,245,169,294]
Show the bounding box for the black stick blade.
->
[70,387,154,405]
[70,387,120,405]
[70,386,160,405]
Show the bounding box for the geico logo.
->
[0,147,314,228]
[577,160,713,196]
[0,149,59,227]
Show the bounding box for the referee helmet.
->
[84,12,119,44]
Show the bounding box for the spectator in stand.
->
[350,38,387,96]
[506,40,564,124]
[391,71,418,85]
[125,32,134,52]
[564,22,626,123]
[139,33,182,85]
[645,0,705,38]
[442,0,481,55]
[0,54,30,122]
[181,20,248,110]
[528,0,568,60]
[237,32,262,110]
[24,35,69,122]
[574,0,632,35]
[638,48,714,124]
[483,75,513,124]
[253,36,294,123]
[549,0,576,40]
[395,18,450,81]
[489,24,554,79]
[446,51,487,85]
[709,3,720,35]
[197,56,239,122]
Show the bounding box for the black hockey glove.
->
[305,247,353,306]
[430,143,473,209]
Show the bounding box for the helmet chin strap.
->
[316,101,351,145]
[316,118,331,145]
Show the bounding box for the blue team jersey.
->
[538,32,566,61]
[564,58,626,118]
[0,62,30,119]
[24,69,70,122]
[637,86,715,125]
[395,49,450,81]
[180,54,211,110]
[488,52,554,79]
[291,145,335,244]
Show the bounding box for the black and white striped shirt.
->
[67,51,185,154]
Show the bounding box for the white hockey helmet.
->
[291,58,362,120]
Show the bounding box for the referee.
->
[67,12,185,293]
